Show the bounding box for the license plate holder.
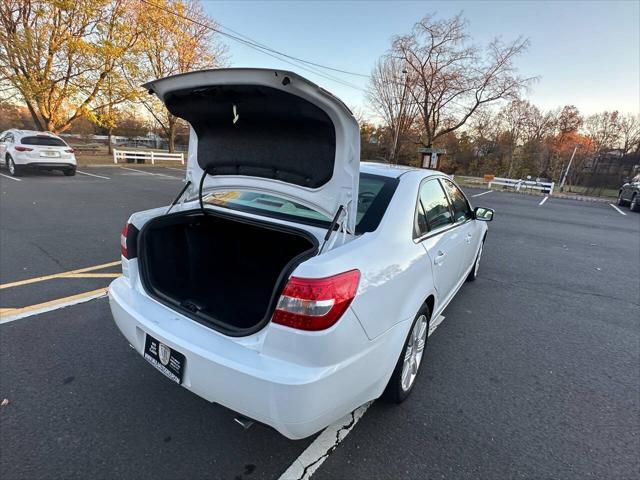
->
[40,151,60,157]
[143,334,185,384]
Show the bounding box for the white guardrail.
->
[113,149,184,165]
[488,177,555,195]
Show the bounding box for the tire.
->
[630,194,640,212]
[617,192,626,206]
[63,167,76,176]
[383,304,431,403]
[466,240,484,281]
[6,156,22,177]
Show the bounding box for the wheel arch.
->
[419,292,436,321]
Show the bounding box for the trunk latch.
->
[181,299,205,313]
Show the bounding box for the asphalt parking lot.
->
[1,166,639,480]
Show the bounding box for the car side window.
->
[440,179,473,223]
[414,201,428,237]
[415,179,453,238]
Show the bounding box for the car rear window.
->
[21,136,67,147]
[203,173,399,234]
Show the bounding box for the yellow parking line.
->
[0,261,120,290]
[0,287,109,323]
[61,273,122,279]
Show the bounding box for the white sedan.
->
[108,68,494,439]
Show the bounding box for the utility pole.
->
[390,68,408,165]
[559,145,578,192]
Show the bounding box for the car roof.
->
[2,129,61,138]
[360,161,440,179]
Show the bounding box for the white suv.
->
[0,129,77,177]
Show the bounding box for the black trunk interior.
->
[139,211,317,335]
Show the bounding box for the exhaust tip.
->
[234,415,255,430]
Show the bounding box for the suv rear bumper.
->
[21,162,75,169]
[108,276,405,439]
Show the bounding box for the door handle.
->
[466,233,473,244]
[434,250,446,265]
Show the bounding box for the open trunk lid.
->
[143,68,360,232]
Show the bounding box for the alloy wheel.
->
[401,314,428,391]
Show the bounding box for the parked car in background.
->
[108,69,494,439]
[617,174,640,212]
[0,129,77,177]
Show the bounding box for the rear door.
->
[415,178,466,304]
[440,178,479,276]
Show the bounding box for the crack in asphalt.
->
[30,241,65,270]
[297,410,358,480]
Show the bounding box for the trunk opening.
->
[138,210,318,336]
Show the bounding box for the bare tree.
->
[366,55,420,163]
[390,13,534,157]
[618,113,640,155]
[497,99,531,176]
[585,111,621,154]
[557,105,583,135]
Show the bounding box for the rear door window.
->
[21,136,67,147]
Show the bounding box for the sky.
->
[202,0,640,118]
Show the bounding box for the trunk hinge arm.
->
[165,180,192,215]
[318,204,349,254]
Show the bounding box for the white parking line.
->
[279,314,446,480]
[119,167,156,175]
[472,190,492,197]
[76,170,110,180]
[609,203,627,216]
[0,173,21,182]
[539,196,549,206]
[119,167,181,179]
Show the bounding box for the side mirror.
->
[474,206,494,222]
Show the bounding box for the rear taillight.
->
[273,270,360,331]
[65,148,74,153]
[120,223,129,258]
[14,146,33,152]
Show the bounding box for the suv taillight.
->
[121,223,129,258]
[65,148,74,153]
[15,146,33,152]
[273,270,360,331]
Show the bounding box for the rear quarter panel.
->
[293,172,437,340]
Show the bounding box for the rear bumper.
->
[12,152,76,167]
[108,277,406,439]
[21,162,76,169]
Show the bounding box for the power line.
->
[139,0,369,91]
[215,21,369,78]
